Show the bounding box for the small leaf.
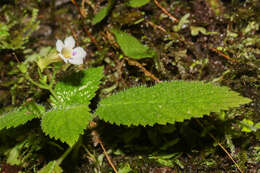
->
[41,105,93,147]
[51,67,104,107]
[0,105,44,130]
[190,26,217,36]
[240,119,255,133]
[96,81,251,126]
[128,0,150,8]
[111,29,156,59]
[173,13,190,32]
[92,1,114,25]
[5,142,24,166]
[0,23,9,39]
[44,67,104,146]
[38,160,63,173]
[255,122,260,129]
[118,163,132,173]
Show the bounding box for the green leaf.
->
[255,122,260,129]
[5,142,25,166]
[118,163,132,173]
[0,22,9,39]
[128,0,150,8]
[92,1,114,25]
[240,118,255,133]
[190,26,218,36]
[43,67,104,146]
[110,29,156,59]
[38,160,63,173]
[52,67,104,107]
[96,81,251,126]
[0,104,44,130]
[41,105,92,147]
[173,13,190,32]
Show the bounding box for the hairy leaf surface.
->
[0,104,44,130]
[111,29,156,59]
[43,67,104,146]
[96,81,251,126]
[51,67,104,107]
[41,105,92,147]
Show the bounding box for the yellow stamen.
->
[61,47,72,58]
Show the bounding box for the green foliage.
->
[51,67,104,107]
[173,13,190,32]
[0,7,39,50]
[240,118,260,133]
[0,23,9,39]
[92,0,114,25]
[26,46,60,71]
[118,163,132,173]
[128,0,150,8]
[5,142,24,166]
[38,161,63,173]
[149,153,183,168]
[253,146,260,162]
[190,26,217,36]
[0,104,44,131]
[96,81,251,126]
[5,134,43,167]
[255,122,260,129]
[110,29,156,59]
[42,67,104,146]
[41,105,92,147]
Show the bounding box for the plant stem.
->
[25,73,59,101]
[49,69,57,88]
[57,146,74,165]
[48,87,59,101]
[25,74,49,90]
[89,121,118,173]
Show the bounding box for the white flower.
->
[56,36,86,65]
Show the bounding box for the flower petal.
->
[67,57,84,65]
[58,53,69,63]
[64,36,75,49]
[56,40,64,52]
[72,47,87,59]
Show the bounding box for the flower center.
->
[61,47,72,58]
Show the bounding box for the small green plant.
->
[0,6,39,50]
[0,35,252,172]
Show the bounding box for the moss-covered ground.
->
[0,0,259,172]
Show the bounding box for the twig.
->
[124,57,161,83]
[210,48,238,63]
[80,0,87,18]
[147,20,238,65]
[153,0,178,23]
[71,0,101,50]
[68,25,79,45]
[146,20,167,33]
[90,121,118,173]
[12,52,20,63]
[195,119,244,173]
[85,0,96,12]
[98,137,118,173]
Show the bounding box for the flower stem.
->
[48,87,59,101]
[25,73,59,101]
[57,146,74,165]
[25,74,49,90]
